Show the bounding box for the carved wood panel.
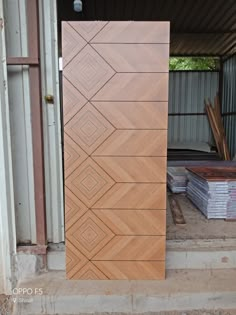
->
[62,21,169,280]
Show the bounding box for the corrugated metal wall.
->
[222,55,236,159]
[168,71,219,145]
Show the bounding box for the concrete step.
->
[46,239,236,271]
[13,269,236,315]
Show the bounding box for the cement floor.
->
[15,270,236,314]
[167,194,236,240]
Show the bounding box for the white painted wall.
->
[0,0,17,294]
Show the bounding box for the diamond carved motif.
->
[67,210,114,259]
[64,103,115,155]
[64,133,88,178]
[64,45,115,99]
[66,158,115,207]
[72,262,108,280]
[69,21,108,42]
[64,187,88,232]
[62,22,86,67]
[66,240,88,279]
[63,78,87,125]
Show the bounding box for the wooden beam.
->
[169,195,186,225]
[7,57,39,65]
[27,0,47,245]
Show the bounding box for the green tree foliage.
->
[169,57,220,71]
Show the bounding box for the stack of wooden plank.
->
[187,167,236,219]
[205,94,230,161]
[167,167,188,193]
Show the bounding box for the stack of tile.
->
[167,167,188,193]
[227,182,236,219]
[187,167,236,219]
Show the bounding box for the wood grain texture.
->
[93,261,165,280]
[93,130,167,156]
[93,183,166,209]
[64,133,88,178]
[63,78,87,125]
[63,21,169,280]
[93,157,166,182]
[92,102,168,129]
[65,187,88,232]
[71,262,108,280]
[91,21,170,43]
[92,210,166,235]
[92,44,169,72]
[92,73,169,101]
[69,21,108,42]
[93,236,165,260]
[65,103,115,155]
[66,210,115,259]
[62,22,86,66]
[64,45,115,100]
[66,158,115,208]
[66,240,88,279]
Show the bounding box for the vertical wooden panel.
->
[62,21,169,280]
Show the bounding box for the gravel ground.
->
[0,295,13,315]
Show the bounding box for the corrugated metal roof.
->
[57,0,236,56]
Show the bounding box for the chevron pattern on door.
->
[62,21,169,280]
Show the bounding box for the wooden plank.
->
[168,195,186,225]
[63,21,169,280]
[7,57,39,65]
[93,236,165,260]
[91,44,169,72]
[64,133,88,178]
[65,158,115,207]
[66,240,88,279]
[92,73,169,101]
[187,167,236,181]
[205,102,222,158]
[92,101,168,129]
[91,21,170,43]
[93,183,166,209]
[62,22,86,66]
[70,262,108,280]
[92,209,166,235]
[64,45,115,99]
[63,78,87,125]
[93,130,167,156]
[69,21,108,42]
[64,103,115,155]
[66,210,115,260]
[65,187,88,232]
[214,95,230,160]
[93,157,166,182]
[93,261,165,280]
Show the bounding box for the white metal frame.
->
[39,0,64,243]
[0,0,17,294]
[4,0,37,244]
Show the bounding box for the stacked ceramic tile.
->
[187,167,236,219]
[167,167,188,193]
[227,182,236,219]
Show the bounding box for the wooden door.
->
[62,21,169,280]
